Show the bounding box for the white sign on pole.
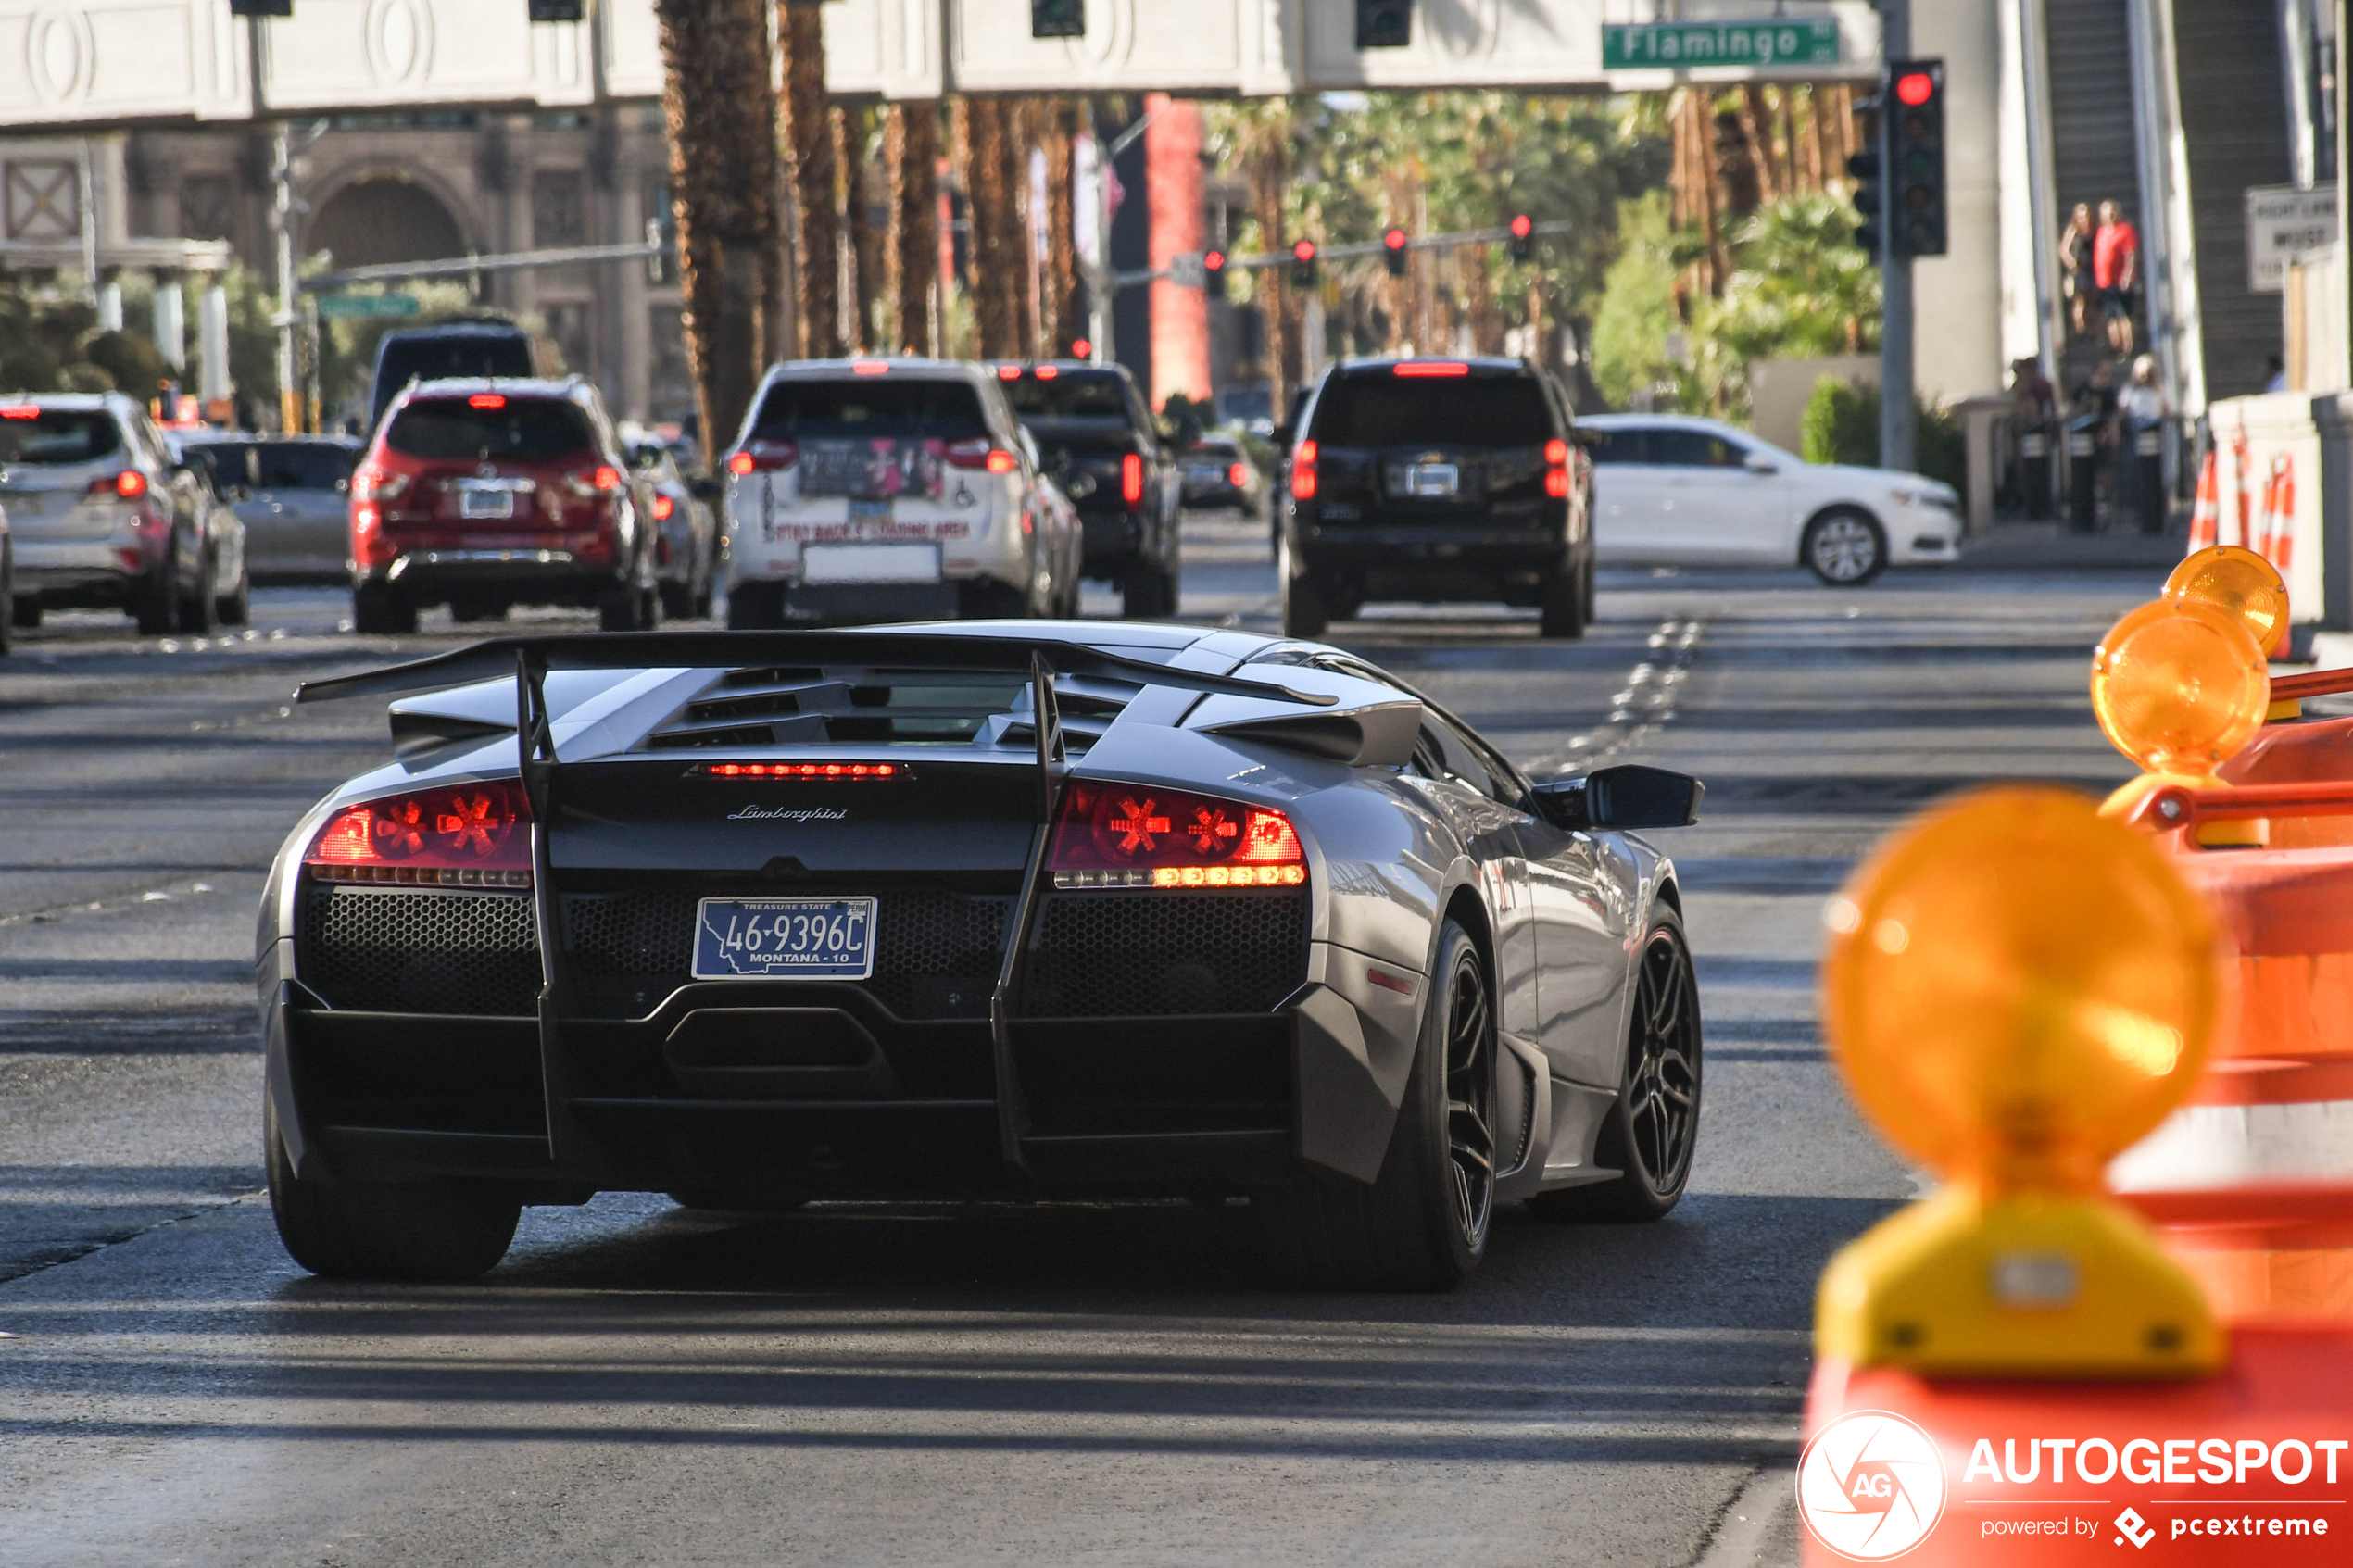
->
[2246,184,2340,294]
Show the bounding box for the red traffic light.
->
[1070,338,1093,358]
[1203,249,1226,271]
[1383,228,1407,251]
[1292,239,1316,262]
[1895,70,1934,107]
[1508,214,1533,239]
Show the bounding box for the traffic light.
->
[1356,0,1411,48]
[1290,239,1318,289]
[1506,213,1534,264]
[1031,0,1085,38]
[1203,248,1228,300]
[228,0,292,14]
[1383,228,1408,278]
[527,0,585,19]
[1887,59,1947,257]
[1846,90,1883,259]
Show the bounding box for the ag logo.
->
[1796,1410,1948,1561]
[2115,1508,2156,1549]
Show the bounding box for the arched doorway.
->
[306,176,465,270]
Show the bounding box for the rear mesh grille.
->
[297,884,541,1017]
[1022,890,1310,1017]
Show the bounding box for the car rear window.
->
[256,442,359,489]
[376,334,534,395]
[385,400,595,462]
[749,380,989,443]
[1001,373,1129,424]
[0,409,122,465]
[1312,374,1554,448]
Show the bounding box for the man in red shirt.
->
[2094,200,2140,355]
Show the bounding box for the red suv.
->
[347,377,659,633]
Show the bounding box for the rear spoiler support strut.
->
[988,653,1066,1175]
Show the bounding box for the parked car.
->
[1278,356,1597,640]
[627,439,720,620]
[177,433,359,583]
[992,360,1183,617]
[161,433,253,627]
[1579,414,1961,585]
[2,392,246,635]
[1180,431,1266,519]
[720,358,1082,628]
[367,319,539,436]
[347,377,661,634]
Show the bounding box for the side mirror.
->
[1531,764,1704,832]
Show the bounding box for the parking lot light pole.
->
[1879,0,1915,474]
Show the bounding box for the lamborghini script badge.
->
[726,805,849,822]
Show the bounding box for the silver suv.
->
[1,393,248,634]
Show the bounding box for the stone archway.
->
[305,175,466,270]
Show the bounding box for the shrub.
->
[1799,375,1967,496]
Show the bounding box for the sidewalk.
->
[1957,521,2185,571]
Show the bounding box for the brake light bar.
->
[1,406,38,420]
[304,779,533,889]
[852,360,891,375]
[469,394,507,409]
[997,365,1022,380]
[1394,362,1471,378]
[695,762,900,779]
[1049,780,1307,891]
[1036,365,1060,379]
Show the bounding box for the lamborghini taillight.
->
[305,779,534,888]
[1048,780,1307,891]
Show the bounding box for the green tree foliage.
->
[1591,191,1685,409]
[1800,376,1966,491]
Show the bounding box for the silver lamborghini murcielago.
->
[260,622,1705,1289]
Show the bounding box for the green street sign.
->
[315,293,422,319]
[1603,19,1842,70]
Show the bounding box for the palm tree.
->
[957,97,1022,359]
[886,102,942,355]
[653,0,783,465]
[1042,98,1078,356]
[780,1,840,358]
[843,106,887,351]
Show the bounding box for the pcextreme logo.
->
[1798,1411,1951,1561]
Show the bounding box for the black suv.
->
[992,361,1181,617]
[368,320,539,435]
[1278,357,1596,639]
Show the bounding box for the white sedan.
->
[1582,413,1960,585]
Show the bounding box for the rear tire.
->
[659,581,696,620]
[725,581,783,630]
[176,547,219,634]
[134,565,178,635]
[266,1098,519,1281]
[351,581,416,634]
[1259,920,1495,1290]
[1527,907,1702,1223]
[598,579,658,632]
[1278,538,1327,639]
[1121,559,1176,620]
[10,596,39,631]
[1539,567,1586,639]
[215,563,250,628]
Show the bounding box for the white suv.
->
[721,358,1082,627]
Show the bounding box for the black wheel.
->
[1528,908,1702,1223]
[351,580,416,634]
[176,546,219,633]
[598,580,655,632]
[449,596,506,624]
[1278,539,1327,639]
[1581,557,1597,624]
[1539,567,1586,639]
[726,581,782,629]
[1260,920,1495,1290]
[659,581,696,620]
[1121,559,1176,619]
[266,1098,519,1281]
[215,563,250,628]
[133,563,178,635]
[1801,508,1886,586]
[10,596,38,630]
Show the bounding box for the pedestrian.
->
[2094,200,2140,355]
[2058,203,2096,338]
[2120,354,2171,534]
[2008,357,2057,520]
[2068,357,2120,532]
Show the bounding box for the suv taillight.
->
[1544,438,1571,499]
[728,440,799,475]
[88,470,146,500]
[350,464,411,502]
[945,437,1017,474]
[305,779,533,889]
[1121,453,1144,506]
[562,464,623,498]
[1290,440,1318,501]
[1048,780,1307,891]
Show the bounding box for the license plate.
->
[459,489,514,520]
[848,497,894,521]
[801,542,941,583]
[1407,462,1459,497]
[692,897,875,981]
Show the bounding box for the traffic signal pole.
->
[1879,0,1915,475]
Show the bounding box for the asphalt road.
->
[0,518,2167,1566]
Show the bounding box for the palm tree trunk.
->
[843,106,887,351]
[887,102,942,355]
[653,0,781,466]
[1042,98,1077,356]
[779,1,839,358]
[1737,86,1780,205]
[1247,132,1291,422]
[961,97,1021,359]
